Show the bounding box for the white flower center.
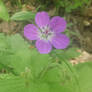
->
[38,26,54,41]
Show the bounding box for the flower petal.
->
[36,40,52,54]
[49,16,67,33]
[35,11,50,28]
[24,24,38,40]
[51,34,69,49]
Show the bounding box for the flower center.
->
[38,26,54,41]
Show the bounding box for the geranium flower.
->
[24,11,69,54]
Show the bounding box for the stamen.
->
[38,26,54,41]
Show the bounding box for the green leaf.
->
[0,33,86,92]
[0,74,50,92]
[43,66,62,83]
[11,11,35,21]
[7,34,30,52]
[8,35,52,76]
[76,62,92,92]
[8,49,32,74]
[28,82,50,92]
[0,34,52,78]
[0,33,8,50]
[0,0,9,21]
[0,34,31,73]
[49,83,72,92]
[53,49,81,92]
[0,70,76,92]
[0,73,74,92]
[0,74,26,92]
[30,49,52,77]
[53,48,81,61]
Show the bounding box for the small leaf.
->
[0,0,9,21]
[11,11,35,21]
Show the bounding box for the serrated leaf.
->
[7,34,30,52]
[8,49,32,74]
[11,11,35,21]
[0,75,25,92]
[53,48,80,61]
[0,34,13,71]
[0,0,9,21]
[0,34,31,74]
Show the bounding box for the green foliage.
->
[0,62,92,92]
[0,33,80,92]
[36,0,91,13]
[55,0,91,12]
[0,33,91,92]
[52,48,81,61]
[0,0,9,21]
[75,62,92,92]
[11,11,35,21]
[52,48,81,92]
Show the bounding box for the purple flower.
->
[24,11,70,54]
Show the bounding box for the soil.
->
[65,6,92,54]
